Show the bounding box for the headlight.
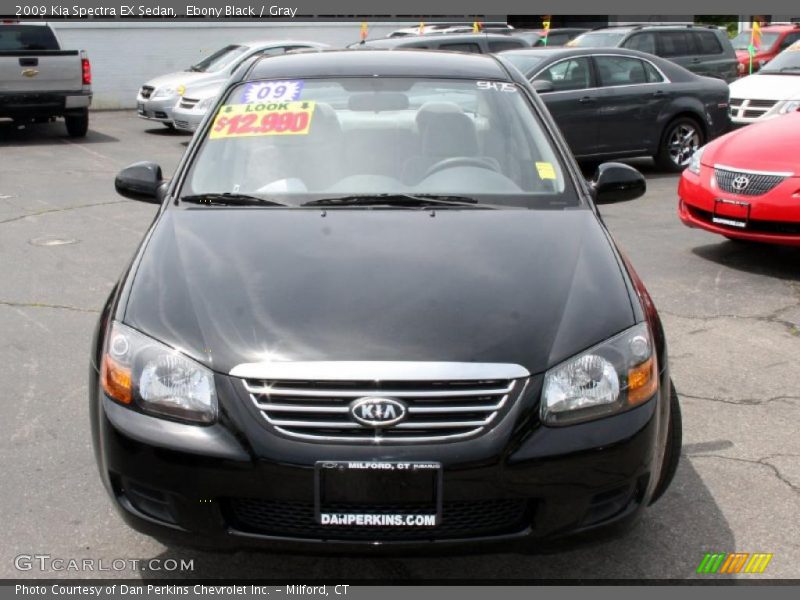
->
[196,96,215,111]
[152,87,176,98]
[100,322,217,424]
[541,322,658,426]
[778,100,800,115]
[687,145,705,175]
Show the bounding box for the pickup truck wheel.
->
[65,111,89,138]
[649,380,682,504]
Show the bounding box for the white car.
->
[171,81,222,133]
[136,40,327,128]
[729,41,800,125]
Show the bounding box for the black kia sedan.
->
[91,49,681,553]
[500,47,731,171]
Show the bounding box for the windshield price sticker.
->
[240,80,304,104]
[536,161,557,180]
[210,101,315,139]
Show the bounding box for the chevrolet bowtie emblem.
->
[22,69,39,78]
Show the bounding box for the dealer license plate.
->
[712,198,749,229]
[315,461,442,527]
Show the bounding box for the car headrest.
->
[421,112,479,157]
[348,92,409,112]
[415,101,464,132]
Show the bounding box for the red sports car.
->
[678,111,800,246]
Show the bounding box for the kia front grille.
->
[230,362,530,444]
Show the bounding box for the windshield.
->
[189,45,248,73]
[731,31,780,51]
[760,44,800,72]
[0,25,59,51]
[180,77,576,208]
[502,53,547,76]
[569,31,626,47]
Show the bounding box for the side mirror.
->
[591,162,646,203]
[115,161,166,203]
[532,79,555,94]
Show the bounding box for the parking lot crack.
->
[660,307,800,336]
[689,454,800,494]
[0,200,124,225]
[0,300,99,314]
[679,392,800,407]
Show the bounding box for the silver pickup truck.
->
[0,22,92,137]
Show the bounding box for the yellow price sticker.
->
[536,161,557,180]
[209,101,315,140]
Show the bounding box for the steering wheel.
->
[422,157,499,179]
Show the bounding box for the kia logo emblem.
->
[349,397,407,427]
[731,175,750,191]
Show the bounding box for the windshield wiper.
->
[180,193,287,207]
[302,193,486,208]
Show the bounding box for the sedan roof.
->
[247,49,511,81]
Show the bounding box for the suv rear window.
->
[657,31,694,57]
[0,25,59,52]
[693,31,723,55]
[488,40,525,53]
[439,43,482,53]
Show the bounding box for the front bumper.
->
[136,94,178,124]
[678,168,800,246]
[171,106,206,133]
[91,366,668,554]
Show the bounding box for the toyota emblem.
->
[731,175,750,191]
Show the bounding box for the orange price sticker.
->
[209,101,316,140]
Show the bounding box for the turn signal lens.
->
[101,354,132,404]
[627,356,657,406]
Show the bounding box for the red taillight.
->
[81,58,91,85]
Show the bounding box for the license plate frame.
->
[137,102,145,115]
[314,461,443,528]
[712,198,750,229]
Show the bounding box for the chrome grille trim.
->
[234,361,529,444]
[245,383,515,398]
[231,361,530,381]
[179,97,199,109]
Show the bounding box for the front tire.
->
[650,380,682,504]
[65,111,89,138]
[654,117,703,173]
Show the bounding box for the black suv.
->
[571,25,738,82]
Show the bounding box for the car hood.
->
[729,73,800,100]
[180,81,224,100]
[123,208,635,376]
[702,112,800,174]
[142,71,220,91]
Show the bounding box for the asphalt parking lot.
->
[1,111,798,580]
